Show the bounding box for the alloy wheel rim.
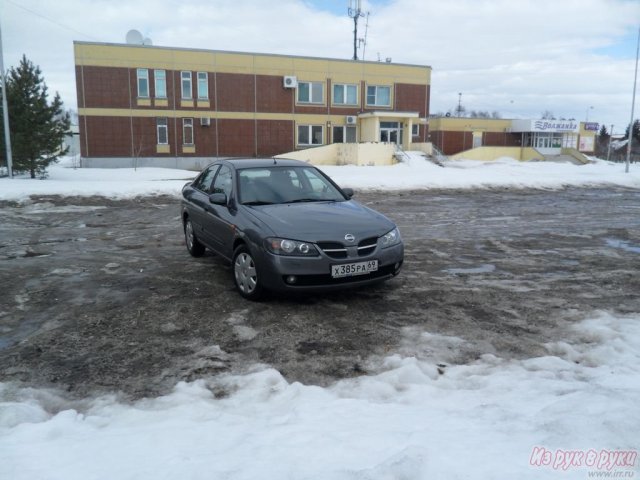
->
[185,221,194,249]
[235,253,257,294]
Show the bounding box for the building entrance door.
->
[380,121,403,145]
[533,133,562,154]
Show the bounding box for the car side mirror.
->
[342,187,354,199]
[209,193,227,205]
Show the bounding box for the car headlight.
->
[380,228,401,248]
[265,237,319,256]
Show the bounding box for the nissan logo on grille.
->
[344,233,355,243]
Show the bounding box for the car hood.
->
[244,200,395,242]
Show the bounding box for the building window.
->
[137,68,149,98]
[154,70,166,99]
[333,84,358,105]
[183,118,194,145]
[412,124,419,136]
[197,72,208,100]
[157,118,168,144]
[181,71,192,99]
[333,125,357,143]
[297,81,324,104]
[366,85,391,107]
[297,125,323,145]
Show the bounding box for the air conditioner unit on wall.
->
[200,117,211,126]
[283,75,298,88]
[345,116,357,125]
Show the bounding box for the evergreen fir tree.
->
[623,119,640,141]
[0,55,70,178]
[598,124,609,137]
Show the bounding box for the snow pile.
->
[1,153,639,201]
[0,161,196,201]
[322,153,640,191]
[1,313,638,480]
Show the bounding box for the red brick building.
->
[74,42,432,169]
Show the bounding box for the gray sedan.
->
[181,158,403,299]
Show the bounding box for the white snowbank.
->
[1,153,638,201]
[1,313,638,480]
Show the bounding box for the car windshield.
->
[237,166,347,205]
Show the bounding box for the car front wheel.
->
[233,245,263,300]
[184,218,205,257]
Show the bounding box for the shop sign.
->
[533,120,579,132]
[584,122,599,131]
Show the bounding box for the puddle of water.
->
[444,264,496,275]
[22,204,107,214]
[605,238,640,254]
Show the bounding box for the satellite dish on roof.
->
[126,29,144,45]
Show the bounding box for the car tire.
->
[232,245,263,300]
[184,218,205,257]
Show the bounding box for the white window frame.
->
[412,124,419,136]
[183,118,194,145]
[297,125,324,146]
[366,85,391,107]
[197,72,208,100]
[137,68,149,98]
[157,118,168,145]
[297,81,324,104]
[181,71,192,100]
[154,69,166,99]
[332,83,358,106]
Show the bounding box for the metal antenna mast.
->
[359,11,370,61]
[348,0,364,61]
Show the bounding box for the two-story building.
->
[74,41,431,169]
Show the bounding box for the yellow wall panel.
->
[74,42,431,86]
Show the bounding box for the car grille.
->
[317,237,378,259]
[316,242,347,259]
[357,237,377,257]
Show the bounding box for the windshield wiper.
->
[242,200,275,206]
[288,198,336,203]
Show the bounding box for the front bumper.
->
[255,242,404,292]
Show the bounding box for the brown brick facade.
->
[430,130,522,155]
[75,43,431,161]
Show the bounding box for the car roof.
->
[218,158,311,169]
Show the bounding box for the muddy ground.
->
[1,187,639,399]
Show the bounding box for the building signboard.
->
[510,119,580,133]
[583,122,599,131]
[532,120,579,132]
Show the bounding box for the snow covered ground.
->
[0,153,639,201]
[1,154,639,479]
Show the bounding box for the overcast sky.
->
[2,0,639,132]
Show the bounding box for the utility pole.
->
[0,20,13,178]
[607,124,614,162]
[626,26,640,173]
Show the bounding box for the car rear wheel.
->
[184,218,205,257]
[233,245,263,300]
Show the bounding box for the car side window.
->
[211,165,233,198]
[192,165,219,193]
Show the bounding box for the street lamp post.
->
[585,106,594,122]
[0,20,13,178]
[625,26,640,173]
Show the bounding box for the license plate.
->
[331,260,378,278]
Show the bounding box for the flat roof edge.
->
[73,40,432,70]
